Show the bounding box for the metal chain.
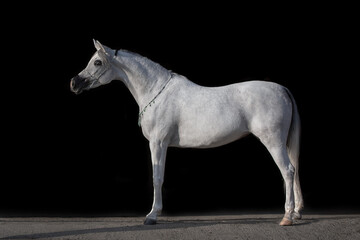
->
[138,72,174,127]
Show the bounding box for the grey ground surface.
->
[1,213,359,240]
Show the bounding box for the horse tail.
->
[284,87,304,212]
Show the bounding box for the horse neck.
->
[113,51,171,108]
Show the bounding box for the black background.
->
[1,3,358,216]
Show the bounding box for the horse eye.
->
[94,60,102,66]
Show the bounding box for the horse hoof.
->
[293,212,302,220]
[144,218,157,225]
[279,218,293,226]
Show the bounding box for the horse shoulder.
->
[140,78,184,143]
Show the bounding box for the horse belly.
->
[174,106,249,148]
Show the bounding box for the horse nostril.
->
[70,78,77,91]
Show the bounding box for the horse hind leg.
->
[290,147,304,220]
[258,136,295,226]
[270,146,295,226]
[292,171,303,220]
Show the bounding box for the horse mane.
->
[119,49,143,57]
[118,49,170,76]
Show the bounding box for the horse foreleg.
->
[144,141,168,225]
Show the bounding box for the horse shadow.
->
[1,216,317,239]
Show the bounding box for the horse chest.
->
[139,106,175,142]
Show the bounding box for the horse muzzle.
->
[70,75,90,94]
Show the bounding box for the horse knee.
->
[153,177,163,187]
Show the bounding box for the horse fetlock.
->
[292,211,302,220]
[284,208,294,219]
[150,206,162,216]
[295,200,304,212]
[146,206,161,219]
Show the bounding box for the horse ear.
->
[93,39,112,56]
[93,39,105,51]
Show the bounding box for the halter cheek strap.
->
[87,49,120,87]
[88,64,111,87]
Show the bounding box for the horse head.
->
[70,40,117,94]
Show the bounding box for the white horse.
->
[70,40,303,226]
